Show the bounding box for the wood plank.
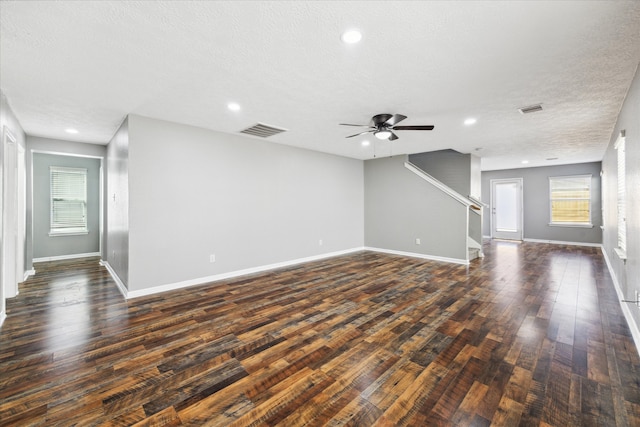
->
[0,243,638,425]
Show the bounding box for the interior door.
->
[491,178,523,240]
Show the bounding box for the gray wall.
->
[409,149,478,198]
[1,91,26,315]
[481,162,602,244]
[602,64,640,334]
[31,152,101,259]
[365,155,468,261]
[469,210,482,245]
[27,136,106,262]
[126,115,364,292]
[106,118,129,288]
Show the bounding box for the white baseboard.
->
[601,247,640,358]
[523,238,602,248]
[125,247,366,299]
[364,246,469,265]
[100,260,128,299]
[23,270,35,281]
[0,310,5,327]
[33,252,101,263]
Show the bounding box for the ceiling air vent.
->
[518,104,543,114]
[240,122,288,138]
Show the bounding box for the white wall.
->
[602,64,640,340]
[106,118,129,288]
[0,91,26,320]
[126,115,364,292]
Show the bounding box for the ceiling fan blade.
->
[384,114,407,126]
[389,132,399,141]
[392,125,435,131]
[371,114,393,126]
[339,123,371,127]
[345,130,373,138]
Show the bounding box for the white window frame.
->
[615,132,626,260]
[548,174,593,228]
[49,166,89,236]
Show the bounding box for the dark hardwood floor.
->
[1,241,639,426]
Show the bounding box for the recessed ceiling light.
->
[521,160,529,164]
[361,140,370,147]
[65,128,79,134]
[227,102,241,111]
[464,118,477,126]
[341,29,362,44]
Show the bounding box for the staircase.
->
[404,161,486,264]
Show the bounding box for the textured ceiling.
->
[1,1,639,170]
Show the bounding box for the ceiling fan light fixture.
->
[341,114,434,140]
[374,130,392,140]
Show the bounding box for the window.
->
[50,166,88,235]
[616,132,626,258]
[549,175,592,227]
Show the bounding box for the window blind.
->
[50,166,88,233]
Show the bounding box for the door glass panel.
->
[495,182,517,231]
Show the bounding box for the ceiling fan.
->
[340,114,434,141]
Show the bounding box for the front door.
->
[491,178,523,240]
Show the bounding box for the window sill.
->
[614,247,627,261]
[49,230,89,237]
[548,223,593,228]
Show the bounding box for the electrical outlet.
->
[415,238,421,245]
[209,254,216,263]
[319,239,323,246]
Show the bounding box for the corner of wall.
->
[105,117,130,288]
[601,247,640,357]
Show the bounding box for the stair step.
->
[468,247,482,261]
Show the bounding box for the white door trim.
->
[17,144,26,288]
[2,126,18,300]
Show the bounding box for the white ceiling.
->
[1,1,639,170]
